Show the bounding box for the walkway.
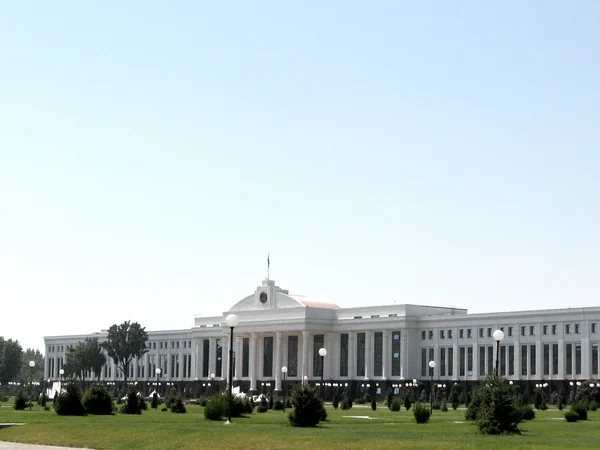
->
[0,442,93,450]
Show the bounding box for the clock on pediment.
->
[259,292,268,304]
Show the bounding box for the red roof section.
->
[297,299,340,309]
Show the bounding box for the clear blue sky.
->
[1,1,599,352]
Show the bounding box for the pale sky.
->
[1,1,599,353]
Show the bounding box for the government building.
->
[44,278,600,398]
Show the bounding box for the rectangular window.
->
[543,325,548,335]
[530,344,536,375]
[487,345,494,375]
[575,324,580,334]
[440,330,445,339]
[521,345,528,376]
[592,323,597,333]
[460,329,464,339]
[508,327,513,337]
[552,325,557,335]
[288,336,298,377]
[448,347,454,376]
[479,346,486,375]
[543,344,550,375]
[421,331,426,340]
[459,347,466,376]
[487,328,492,338]
[263,336,274,377]
[467,347,473,373]
[215,339,223,377]
[521,326,526,337]
[500,345,506,376]
[575,343,582,375]
[479,328,484,338]
[392,331,401,376]
[428,330,433,340]
[242,338,250,377]
[357,333,366,377]
[441,347,446,376]
[508,345,514,375]
[339,334,348,377]
[374,332,383,377]
[552,343,559,375]
[202,339,209,377]
[448,330,453,339]
[592,343,599,375]
[566,343,573,375]
[467,329,472,339]
[566,324,571,334]
[429,348,435,376]
[421,348,427,377]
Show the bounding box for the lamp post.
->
[59,368,64,395]
[493,329,505,375]
[318,347,327,399]
[154,368,161,406]
[281,366,288,412]
[225,313,239,425]
[428,360,436,414]
[28,361,35,410]
[303,375,308,385]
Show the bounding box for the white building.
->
[44,278,600,397]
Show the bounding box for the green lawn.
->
[1,402,599,450]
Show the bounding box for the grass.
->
[1,401,599,449]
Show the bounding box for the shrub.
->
[170,396,186,414]
[225,395,248,418]
[55,383,85,416]
[386,390,393,410]
[139,396,148,411]
[371,396,377,411]
[268,395,274,410]
[273,400,284,411]
[43,405,50,411]
[288,383,324,427]
[520,405,535,420]
[257,404,269,413]
[151,393,158,409]
[161,406,168,411]
[466,374,522,435]
[441,400,448,412]
[204,395,225,420]
[83,384,113,415]
[332,396,339,410]
[13,390,28,410]
[564,410,579,422]
[403,396,412,411]
[413,403,430,424]
[199,397,209,407]
[589,400,598,411]
[390,399,401,411]
[432,401,441,410]
[39,391,47,407]
[570,403,587,421]
[121,390,142,415]
[450,385,460,410]
[244,396,254,414]
[340,397,352,410]
[319,402,327,421]
[0,395,8,402]
[164,394,176,409]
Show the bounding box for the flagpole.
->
[267,253,270,281]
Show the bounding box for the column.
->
[275,332,282,391]
[472,344,478,379]
[581,334,590,379]
[451,341,458,381]
[143,353,149,380]
[536,339,543,380]
[302,331,310,380]
[208,338,216,378]
[192,341,198,380]
[223,336,230,384]
[234,336,243,380]
[401,330,409,380]
[348,332,356,379]
[249,333,257,392]
[382,330,389,379]
[365,331,372,379]
[515,337,521,380]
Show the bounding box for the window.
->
[440,330,445,339]
[459,347,466,376]
[242,338,250,377]
[391,331,401,376]
[460,329,464,339]
[374,332,383,376]
[448,347,454,376]
[448,330,453,339]
[521,345,528,376]
[543,344,550,375]
[479,346,486,375]
[354,316,362,319]
[543,325,548,335]
[565,324,571,334]
[508,327,513,337]
[529,326,534,336]
[575,324,580,334]
[428,330,433,340]
[421,331,426,340]
[508,345,515,375]
[176,341,180,349]
[552,343,559,375]
[288,336,298,377]
[429,348,435,376]
[312,335,323,377]
[371,314,379,318]
[575,343,582,375]
[441,347,446,376]
[530,344,536,375]
[202,340,209,377]
[566,343,572,375]
[264,336,274,377]
[479,328,484,338]
[487,328,492,337]
[421,348,427,377]
[552,324,557,335]
[592,323,597,333]
[339,334,348,377]
[215,339,223,377]
[467,329,472,338]
[593,343,599,375]
[357,333,366,377]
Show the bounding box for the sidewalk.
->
[0,442,93,450]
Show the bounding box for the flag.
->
[267,253,270,268]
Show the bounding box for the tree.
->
[0,337,23,385]
[17,348,44,385]
[102,321,148,385]
[63,338,107,384]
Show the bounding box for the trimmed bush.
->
[268,395,274,410]
[39,391,47,407]
[319,402,327,421]
[589,400,598,411]
[413,402,430,424]
[170,396,186,414]
[121,390,143,415]
[83,384,113,415]
[432,401,441,410]
[332,395,339,410]
[204,395,226,420]
[520,405,535,420]
[441,400,448,412]
[151,393,158,409]
[273,400,284,411]
[257,404,269,413]
[55,383,85,416]
[13,390,28,410]
[404,396,412,411]
[288,383,324,427]
[570,403,587,421]
[161,406,168,411]
[340,397,352,410]
[557,398,564,410]
[390,399,401,411]
[244,396,254,414]
[564,410,579,422]
[371,396,377,411]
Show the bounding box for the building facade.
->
[44,279,600,397]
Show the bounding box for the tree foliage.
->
[288,383,324,427]
[63,338,107,382]
[0,337,23,385]
[18,348,44,385]
[102,321,148,384]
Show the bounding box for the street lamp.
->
[281,366,288,412]
[318,348,327,399]
[59,368,64,395]
[428,360,436,414]
[493,329,505,375]
[28,361,35,410]
[225,313,239,425]
[154,368,161,407]
[303,375,308,385]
